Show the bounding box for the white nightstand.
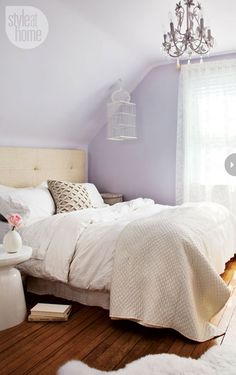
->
[0,245,32,331]
[101,193,123,205]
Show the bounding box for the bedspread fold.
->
[110,203,233,342]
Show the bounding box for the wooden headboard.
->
[0,147,86,187]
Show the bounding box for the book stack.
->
[28,303,72,322]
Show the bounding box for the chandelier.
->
[162,0,214,64]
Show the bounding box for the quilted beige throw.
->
[110,203,233,342]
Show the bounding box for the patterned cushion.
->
[48,180,92,213]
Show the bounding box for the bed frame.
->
[0,147,86,187]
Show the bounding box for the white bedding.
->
[18,199,236,340]
[19,199,164,285]
[110,202,235,341]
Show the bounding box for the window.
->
[176,59,236,214]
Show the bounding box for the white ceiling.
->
[1,0,236,146]
[76,0,236,64]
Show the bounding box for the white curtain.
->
[176,59,236,214]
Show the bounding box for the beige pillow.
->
[48,180,92,213]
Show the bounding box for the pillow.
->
[48,180,92,213]
[0,184,55,223]
[42,181,105,208]
[83,183,105,208]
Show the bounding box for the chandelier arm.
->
[172,36,187,56]
[171,27,186,48]
[189,36,210,54]
[190,28,210,51]
[189,34,203,52]
[166,48,186,58]
[190,42,210,55]
[168,38,187,58]
[173,29,186,41]
[177,30,188,37]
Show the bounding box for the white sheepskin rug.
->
[57,344,236,375]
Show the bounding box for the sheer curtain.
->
[176,59,236,214]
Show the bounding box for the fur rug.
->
[57,344,236,375]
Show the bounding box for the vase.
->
[3,230,23,253]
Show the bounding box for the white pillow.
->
[0,184,55,223]
[83,183,105,208]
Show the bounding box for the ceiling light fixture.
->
[162,0,214,65]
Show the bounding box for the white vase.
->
[3,230,23,253]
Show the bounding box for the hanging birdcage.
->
[107,84,137,141]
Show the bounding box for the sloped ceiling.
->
[1,0,236,146]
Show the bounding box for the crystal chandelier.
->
[162,0,214,64]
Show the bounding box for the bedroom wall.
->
[88,53,236,204]
[88,63,179,205]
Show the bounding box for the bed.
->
[0,147,236,342]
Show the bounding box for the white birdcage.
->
[107,83,137,141]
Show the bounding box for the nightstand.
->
[0,245,32,331]
[101,193,123,205]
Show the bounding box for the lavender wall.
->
[88,64,179,205]
[0,0,85,150]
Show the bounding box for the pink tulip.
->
[8,213,23,229]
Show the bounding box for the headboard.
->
[0,147,86,187]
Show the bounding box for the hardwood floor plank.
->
[12,308,104,375]
[190,339,217,359]
[30,313,116,375]
[113,330,174,370]
[84,326,124,365]
[177,341,196,358]
[113,337,154,370]
[0,322,47,351]
[87,328,142,371]
[167,337,186,355]
[0,306,99,374]
[145,332,176,355]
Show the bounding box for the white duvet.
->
[18,199,236,340]
[19,199,165,286]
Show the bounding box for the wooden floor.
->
[1,258,236,375]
